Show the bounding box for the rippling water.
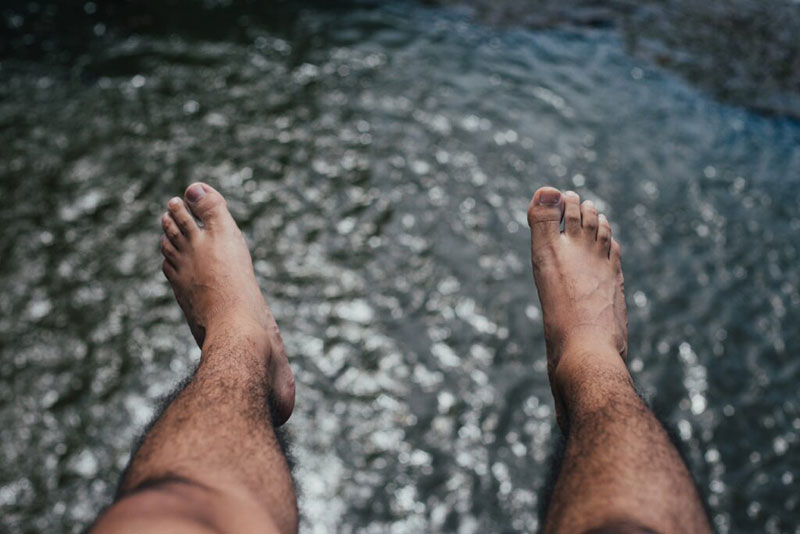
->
[1,2,799,533]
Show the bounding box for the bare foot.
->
[159,182,295,425]
[526,187,628,427]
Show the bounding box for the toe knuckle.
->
[526,206,536,226]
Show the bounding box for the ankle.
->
[202,315,273,361]
[553,343,634,420]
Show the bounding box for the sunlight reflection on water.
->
[1,2,799,533]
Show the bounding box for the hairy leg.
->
[527,187,712,534]
[92,183,297,534]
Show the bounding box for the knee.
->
[583,520,660,534]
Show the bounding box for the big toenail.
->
[186,184,206,202]
[537,189,561,206]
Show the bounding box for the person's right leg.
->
[92,183,297,534]
[527,187,712,534]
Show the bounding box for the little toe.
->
[563,191,582,236]
[161,213,184,248]
[162,259,177,281]
[184,182,231,229]
[610,238,622,266]
[160,235,180,265]
[167,197,199,237]
[597,214,612,257]
[580,200,598,240]
[527,187,564,248]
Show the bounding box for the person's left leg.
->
[92,183,297,534]
[526,187,712,533]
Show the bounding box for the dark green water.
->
[1,1,799,533]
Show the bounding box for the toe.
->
[168,197,199,237]
[527,187,564,250]
[563,191,581,236]
[184,182,230,228]
[161,213,184,248]
[160,235,180,265]
[162,259,177,280]
[580,200,598,240]
[597,214,612,257]
[610,238,622,266]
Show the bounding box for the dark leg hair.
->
[538,432,566,528]
[113,374,195,499]
[113,370,298,501]
[651,408,715,530]
[538,390,714,533]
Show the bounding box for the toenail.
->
[565,190,578,198]
[186,184,206,202]
[536,189,561,206]
[168,197,181,208]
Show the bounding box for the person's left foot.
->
[526,187,628,428]
[159,182,295,425]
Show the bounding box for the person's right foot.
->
[159,182,295,425]
[527,186,628,427]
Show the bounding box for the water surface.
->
[1,2,799,533]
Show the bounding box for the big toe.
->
[527,186,564,248]
[184,182,230,227]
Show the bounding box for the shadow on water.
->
[1,1,799,533]
[429,0,800,119]
[5,0,798,118]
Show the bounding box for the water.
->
[432,0,800,119]
[1,1,799,533]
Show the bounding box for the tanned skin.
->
[527,187,712,534]
[92,182,712,534]
[92,183,297,534]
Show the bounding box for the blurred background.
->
[1,0,798,532]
